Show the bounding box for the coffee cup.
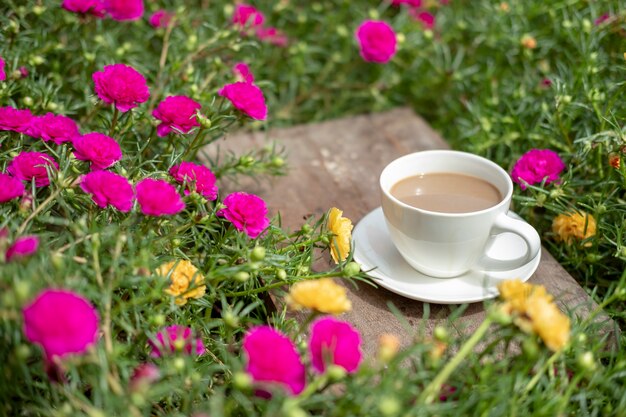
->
[380,150,541,278]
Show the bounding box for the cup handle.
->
[477,212,541,271]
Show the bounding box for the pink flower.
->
[73,132,122,170]
[243,326,305,395]
[218,82,267,120]
[7,152,58,187]
[511,149,566,190]
[0,172,25,203]
[218,192,270,238]
[19,66,28,78]
[410,9,436,30]
[391,0,422,6]
[6,235,39,261]
[233,63,254,83]
[594,13,611,26]
[30,113,80,144]
[130,363,161,391]
[103,0,144,21]
[355,20,397,64]
[149,9,173,28]
[62,0,106,17]
[0,56,5,81]
[80,171,134,212]
[149,325,204,358]
[152,95,201,137]
[232,4,265,29]
[92,64,150,112]
[23,289,99,360]
[0,106,35,134]
[136,178,185,216]
[169,162,218,200]
[309,317,362,374]
[255,27,288,47]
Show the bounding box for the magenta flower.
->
[152,96,202,137]
[218,192,270,238]
[169,162,218,200]
[511,149,566,190]
[0,56,5,81]
[410,9,436,30]
[243,326,305,395]
[23,289,99,360]
[309,317,362,374]
[103,0,144,21]
[62,0,106,17]
[136,178,185,216]
[7,152,58,187]
[149,10,173,28]
[73,132,122,170]
[80,171,134,212]
[255,27,288,47]
[0,106,35,134]
[232,3,265,29]
[6,235,39,261]
[233,63,254,84]
[92,64,150,112]
[219,82,267,121]
[149,325,204,358]
[355,20,397,64]
[0,173,25,203]
[19,66,28,78]
[30,113,80,144]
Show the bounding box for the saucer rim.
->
[353,207,542,304]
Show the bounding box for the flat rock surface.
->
[201,108,611,357]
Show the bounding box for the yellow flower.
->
[156,260,206,306]
[327,207,353,264]
[286,278,351,314]
[552,211,596,246]
[526,295,571,351]
[497,279,570,351]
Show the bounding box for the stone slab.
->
[201,108,611,357]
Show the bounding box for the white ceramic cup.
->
[380,150,541,278]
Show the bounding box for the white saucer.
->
[352,207,541,304]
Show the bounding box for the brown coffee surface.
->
[390,172,501,213]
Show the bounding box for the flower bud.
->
[250,246,266,262]
[301,224,312,234]
[433,326,448,342]
[326,364,347,382]
[223,311,239,328]
[378,396,401,417]
[173,357,186,371]
[232,371,252,391]
[234,271,250,282]
[32,5,46,15]
[577,351,596,372]
[22,96,34,107]
[377,333,400,363]
[152,314,166,326]
[343,262,360,277]
[276,269,287,280]
[270,156,285,168]
[196,113,212,129]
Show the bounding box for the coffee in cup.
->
[380,150,541,278]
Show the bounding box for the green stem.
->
[523,349,563,394]
[17,186,63,235]
[419,316,493,404]
[182,127,206,161]
[108,106,119,137]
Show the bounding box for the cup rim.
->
[380,150,513,217]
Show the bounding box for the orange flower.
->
[521,34,537,49]
[609,153,621,169]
